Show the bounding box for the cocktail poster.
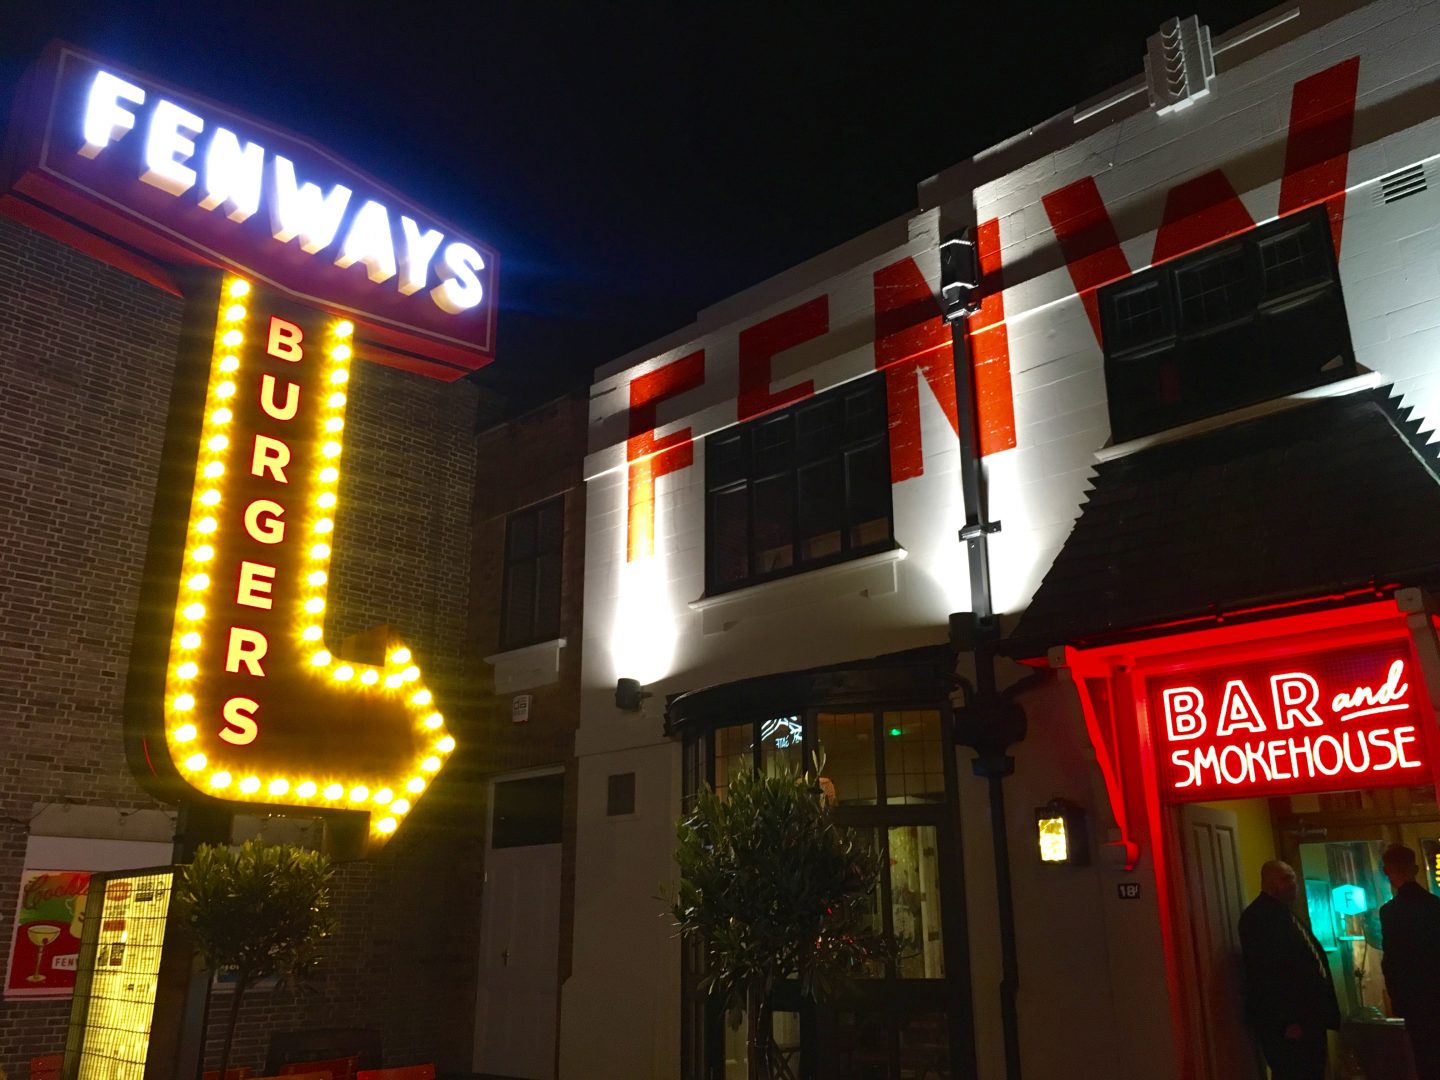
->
[3,869,91,998]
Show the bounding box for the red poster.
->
[4,869,92,999]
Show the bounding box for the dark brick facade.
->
[0,215,487,1077]
[468,394,587,1003]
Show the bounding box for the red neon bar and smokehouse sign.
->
[1151,638,1430,800]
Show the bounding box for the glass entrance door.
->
[683,705,975,1080]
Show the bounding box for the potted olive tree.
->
[174,840,336,1079]
[672,761,890,1080]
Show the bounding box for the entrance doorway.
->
[474,770,564,1079]
[1175,786,1440,1080]
[1178,804,1262,1080]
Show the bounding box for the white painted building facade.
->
[558,2,1440,1076]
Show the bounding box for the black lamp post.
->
[943,225,1028,1080]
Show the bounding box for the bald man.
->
[1238,860,1339,1080]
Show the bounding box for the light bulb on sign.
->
[156,291,453,842]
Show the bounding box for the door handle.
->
[501,947,509,967]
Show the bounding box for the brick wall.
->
[0,215,486,1077]
[468,394,587,1000]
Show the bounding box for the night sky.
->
[1,0,1275,409]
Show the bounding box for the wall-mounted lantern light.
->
[1036,798,1089,866]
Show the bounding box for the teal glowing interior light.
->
[1332,883,1369,916]
[888,727,902,737]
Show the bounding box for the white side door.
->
[1179,803,1264,1080]
[474,771,564,1079]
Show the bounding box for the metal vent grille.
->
[1374,163,1429,206]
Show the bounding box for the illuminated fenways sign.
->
[1150,638,1429,800]
[3,44,497,378]
[133,277,456,841]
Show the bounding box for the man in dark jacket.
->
[1380,843,1440,1079]
[1238,859,1339,1080]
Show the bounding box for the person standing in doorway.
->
[1380,843,1440,1079]
[1239,859,1340,1080]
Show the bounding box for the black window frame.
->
[1099,205,1355,443]
[498,494,565,650]
[704,373,895,596]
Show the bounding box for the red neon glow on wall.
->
[1152,638,1428,800]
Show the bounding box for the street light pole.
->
[941,227,1027,1080]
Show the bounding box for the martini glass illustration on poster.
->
[26,923,61,982]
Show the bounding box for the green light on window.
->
[888,727,902,737]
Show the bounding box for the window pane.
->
[845,441,891,549]
[834,1010,892,1075]
[798,458,843,562]
[752,474,794,574]
[890,825,945,979]
[899,1013,951,1078]
[533,550,562,641]
[724,1017,747,1079]
[492,773,564,847]
[817,712,878,805]
[797,397,841,461]
[772,1012,803,1079]
[711,432,746,486]
[508,511,537,560]
[1261,225,1328,297]
[753,414,794,476]
[883,710,946,805]
[537,497,564,552]
[711,485,749,587]
[502,497,564,649]
[503,560,536,645]
[1176,248,1249,330]
[844,827,887,979]
[713,723,753,801]
[760,715,804,776]
[1107,278,1169,352]
[845,378,886,440]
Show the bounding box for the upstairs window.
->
[1099,206,1354,442]
[705,373,892,594]
[500,495,564,649]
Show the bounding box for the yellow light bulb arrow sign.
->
[151,276,454,841]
